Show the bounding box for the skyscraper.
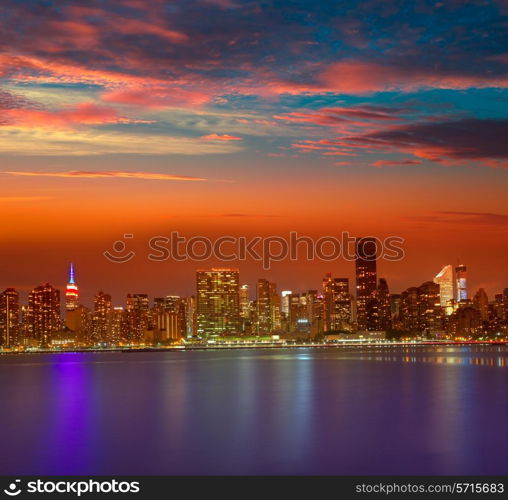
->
[27,283,61,346]
[322,274,351,331]
[196,268,240,337]
[0,288,20,347]
[355,237,378,330]
[455,265,468,302]
[434,264,454,314]
[256,279,272,334]
[239,285,250,319]
[65,263,79,311]
[93,291,113,343]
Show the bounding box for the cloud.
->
[371,159,422,167]
[1,171,208,181]
[0,128,244,156]
[356,119,508,161]
[201,134,243,141]
[294,119,508,166]
[319,61,508,94]
[406,211,508,227]
[1,102,147,128]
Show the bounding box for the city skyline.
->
[1,257,507,349]
[0,0,506,304]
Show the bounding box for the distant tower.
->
[455,264,467,302]
[65,263,79,311]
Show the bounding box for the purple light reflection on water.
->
[0,346,507,475]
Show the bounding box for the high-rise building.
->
[93,291,113,343]
[0,288,20,347]
[400,281,442,334]
[455,264,468,302]
[434,265,454,314]
[377,278,392,331]
[281,290,292,318]
[355,237,377,330]
[196,268,240,336]
[239,285,250,319]
[65,263,79,311]
[126,293,150,343]
[27,283,61,346]
[322,274,351,331]
[256,279,272,334]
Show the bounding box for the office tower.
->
[239,285,250,319]
[255,279,281,334]
[322,274,351,331]
[281,290,292,317]
[355,237,377,330]
[473,288,489,321]
[0,288,20,347]
[400,282,442,334]
[185,296,196,337]
[377,278,392,331]
[455,264,467,302]
[111,307,126,344]
[126,293,150,342]
[65,263,79,311]
[93,291,113,343]
[416,281,442,334]
[154,295,187,341]
[434,265,454,314]
[27,283,61,346]
[256,279,272,334]
[196,268,240,336]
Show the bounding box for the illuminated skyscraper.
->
[93,291,113,343]
[377,278,392,331]
[27,283,61,346]
[434,265,454,313]
[322,274,351,331]
[355,237,378,330]
[65,263,79,311]
[256,279,272,334]
[126,293,150,342]
[0,288,20,347]
[239,285,250,319]
[196,268,240,336]
[281,290,292,317]
[455,264,468,302]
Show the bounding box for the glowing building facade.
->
[455,264,468,302]
[196,268,240,336]
[434,264,454,314]
[65,263,79,311]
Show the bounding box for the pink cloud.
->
[1,170,207,181]
[102,87,210,108]
[2,102,147,128]
[201,134,243,141]
[320,61,508,94]
[371,159,422,167]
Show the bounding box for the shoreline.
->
[1,340,506,355]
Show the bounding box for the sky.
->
[0,0,507,306]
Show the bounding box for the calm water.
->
[0,346,507,475]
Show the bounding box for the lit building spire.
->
[66,262,79,311]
